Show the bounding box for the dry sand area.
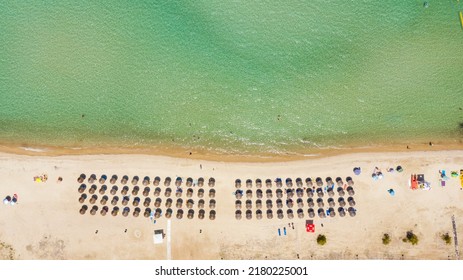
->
[0,150,462,260]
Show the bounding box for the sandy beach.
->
[0,149,462,260]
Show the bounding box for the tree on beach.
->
[317,234,327,246]
[402,231,418,245]
[382,233,391,245]
[441,233,452,245]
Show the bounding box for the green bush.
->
[402,231,418,245]
[382,233,391,245]
[317,234,327,246]
[441,233,452,245]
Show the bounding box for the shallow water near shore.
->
[1,1,462,156]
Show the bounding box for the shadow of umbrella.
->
[246,210,252,220]
[308,208,315,218]
[318,208,326,218]
[246,190,253,199]
[337,187,345,197]
[131,186,139,195]
[277,209,284,219]
[175,177,182,187]
[209,199,216,209]
[296,188,303,198]
[154,187,161,197]
[110,185,118,195]
[78,184,86,194]
[255,199,262,209]
[153,176,161,186]
[100,206,109,216]
[197,177,204,187]
[326,177,333,186]
[111,196,119,206]
[346,177,354,186]
[348,207,356,217]
[79,205,88,215]
[165,198,172,208]
[198,209,205,220]
[209,189,216,198]
[209,210,216,220]
[275,178,283,188]
[347,187,355,196]
[131,176,139,185]
[187,209,194,219]
[89,194,98,204]
[267,209,273,219]
[256,189,263,199]
[256,210,263,220]
[110,175,118,185]
[265,179,272,188]
[133,207,141,217]
[197,188,204,198]
[143,197,151,207]
[338,197,346,207]
[235,210,242,220]
[175,188,182,198]
[144,208,152,218]
[316,177,323,187]
[235,179,242,188]
[111,206,119,216]
[78,194,87,203]
[186,199,194,209]
[348,197,356,207]
[100,195,108,205]
[154,198,162,208]
[164,177,171,187]
[328,198,335,208]
[154,208,162,219]
[296,178,303,188]
[327,187,334,197]
[276,199,283,209]
[88,174,97,184]
[317,198,324,208]
[197,199,204,209]
[235,190,243,199]
[316,188,324,198]
[276,189,283,199]
[143,187,150,197]
[77,174,86,183]
[186,177,193,187]
[286,189,294,199]
[99,185,107,195]
[328,207,336,217]
[338,207,346,217]
[176,198,183,208]
[287,209,294,219]
[307,198,314,208]
[297,208,304,218]
[286,198,294,208]
[256,179,262,188]
[208,177,215,187]
[164,188,172,197]
[336,177,343,188]
[306,188,314,198]
[246,179,252,188]
[143,176,150,186]
[99,175,107,184]
[297,198,304,208]
[305,177,313,188]
[165,208,172,219]
[121,175,129,185]
[266,189,273,198]
[286,178,293,188]
[235,200,242,209]
[121,186,129,196]
[132,197,140,207]
[122,207,130,217]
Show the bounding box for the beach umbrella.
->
[388,189,395,196]
[337,187,345,197]
[187,209,194,219]
[246,210,252,220]
[186,199,194,209]
[143,176,150,186]
[77,174,86,183]
[100,206,109,216]
[338,197,346,207]
[348,197,356,207]
[154,198,162,208]
[208,177,215,187]
[176,198,183,208]
[287,209,294,219]
[99,185,107,195]
[275,178,282,188]
[305,177,313,188]
[131,176,139,185]
[153,176,161,186]
[316,177,323,187]
[209,210,216,220]
[154,208,162,219]
[132,197,140,207]
[276,199,283,209]
[198,209,205,220]
[111,206,119,216]
[186,177,193,187]
[143,197,151,207]
[396,166,403,172]
[99,175,107,184]
[316,188,324,198]
[209,189,216,198]
[122,207,130,217]
[265,179,272,188]
[197,177,204,187]
[121,186,129,196]
[256,178,262,188]
[346,176,354,186]
[307,198,314,208]
[246,190,253,199]
[78,184,86,194]
[144,208,152,218]
[347,186,355,196]
[197,188,204,198]
[100,195,108,205]
[164,188,172,197]
[266,199,273,209]
[266,189,273,198]
[286,189,294,198]
[286,178,293,187]
[327,187,334,197]
[338,207,346,217]
[111,196,119,206]
[235,200,242,209]
[165,198,172,208]
[297,208,304,219]
[256,210,263,220]
[110,175,118,185]
[297,198,304,208]
[164,177,171,187]
[286,198,294,208]
[110,185,118,195]
[267,209,273,219]
[176,209,184,219]
[133,207,141,217]
[131,186,139,195]
[235,190,243,199]
[317,198,324,208]
[235,210,242,220]
[326,177,334,186]
[246,199,252,209]
[175,188,182,198]
[256,189,263,199]
[246,179,253,188]
[235,179,242,188]
[143,187,150,197]
[296,188,303,198]
[255,199,262,209]
[328,198,335,208]
[121,175,129,185]
[175,177,182,187]
[209,199,216,209]
[308,208,315,218]
[89,194,98,204]
[78,194,87,203]
[353,167,361,175]
[88,174,97,184]
[318,208,326,218]
[306,188,314,198]
[154,187,161,197]
[328,207,336,217]
[164,208,172,219]
[186,188,194,198]
[336,177,343,188]
[296,178,303,188]
[277,209,284,219]
[348,207,356,217]
[276,189,283,198]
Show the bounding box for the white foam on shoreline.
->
[21,147,47,152]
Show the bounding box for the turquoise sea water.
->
[1,1,462,155]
